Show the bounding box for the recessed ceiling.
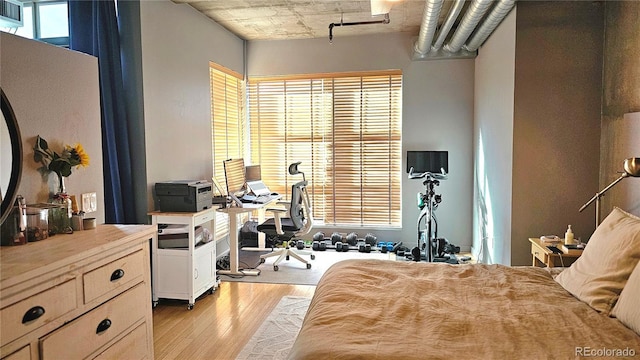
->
[173,0,468,41]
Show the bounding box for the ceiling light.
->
[370,0,400,16]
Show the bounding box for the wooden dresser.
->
[0,225,155,360]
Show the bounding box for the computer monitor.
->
[406,151,448,174]
[223,158,246,198]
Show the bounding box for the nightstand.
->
[529,237,583,268]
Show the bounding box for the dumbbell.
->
[345,232,358,246]
[312,241,327,251]
[331,232,343,245]
[391,241,403,253]
[296,240,305,250]
[358,243,372,253]
[335,242,350,252]
[364,233,377,246]
[313,232,325,242]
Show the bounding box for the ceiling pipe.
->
[444,0,493,53]
[431,0,465,51]
[412,0,444,57]
[329,13,390,43]
[463,0,515,51]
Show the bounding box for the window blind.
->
[210,62,245,240]
[248,71,402,227]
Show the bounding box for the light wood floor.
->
[152,281,315,360]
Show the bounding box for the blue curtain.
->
[68,0,136,224]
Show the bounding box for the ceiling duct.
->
[413,0,444,57]
[444,0,493,53]
[463,0,516,51]
[413,0,515,60]
[431,0,466,51]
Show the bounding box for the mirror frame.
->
[0,87,23,225]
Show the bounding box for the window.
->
[1,1,69,47]
[210,62,245,240]
[249,71,402,227]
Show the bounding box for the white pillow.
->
[611,262,640,335]
[555,207,640,314]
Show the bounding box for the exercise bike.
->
[408,167,447,262]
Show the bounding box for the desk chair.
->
[258,162,315,271]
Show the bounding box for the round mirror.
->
[1,88,23,225]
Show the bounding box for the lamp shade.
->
[623,158,640,177]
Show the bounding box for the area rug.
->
[220,249,395,285]
[236,296,311,360]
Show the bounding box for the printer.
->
[155,180,212,212]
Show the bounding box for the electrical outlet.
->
[82,192,97,213]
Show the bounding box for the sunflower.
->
[33,135,90,177]
[67,144,90,167]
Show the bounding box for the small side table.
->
[529,237,583,268]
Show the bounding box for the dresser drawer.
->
[2,345,31,360]
[194,210,215,225]
[40,283,147,359]
[531,243,547,264]
[92,323,148,360]
[83,250,145,303]
[1,280,77,346]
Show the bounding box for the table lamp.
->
[579,157,640,227]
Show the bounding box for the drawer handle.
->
[96,319,112,334]
[110,269,125,282]
[22,306,45,324]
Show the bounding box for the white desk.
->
[217,196,282,276]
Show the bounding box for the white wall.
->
[248,33,475,250]
[472,9,516,265]
[139,0,244,213]
[1,32,105,223]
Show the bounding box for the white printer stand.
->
[149,208,218,310]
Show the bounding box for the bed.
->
[288,207,640,359]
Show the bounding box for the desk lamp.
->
[579,157,640,227]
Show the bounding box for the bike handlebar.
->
[408,167,448,180]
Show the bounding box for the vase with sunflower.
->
[33,135,90,234]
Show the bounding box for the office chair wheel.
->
[306,263,312,269]
[274,265,279,271]
[311,254,316,260]
[260,258,265,264]
[286,255,290,261]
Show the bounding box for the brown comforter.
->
[288,259,640,359]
